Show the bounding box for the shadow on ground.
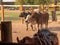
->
[49,27,60,31]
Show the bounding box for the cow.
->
[17,29,58,45]
[19,8,37,31]
[25,11,49,30]
[25,8,41,31]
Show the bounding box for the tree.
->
[24,0,34,5]
[15,0,58,21]
[58,0,60,2]
[51,0,57,21]
[15,0,25,5]
[37,0,52,12]
[15,0,25,11]
[34,0,40,5]
[38,0,57,21]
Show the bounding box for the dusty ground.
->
[0,20,60,45]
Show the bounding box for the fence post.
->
[20,5,23,11]
[1,5,4,21]
[19,5,24,24]
[1,21,12,43]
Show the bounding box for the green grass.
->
[4,12,20,17]
[0,11,60,21]
[0,12,20,17]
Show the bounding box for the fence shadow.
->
[49,27,60,31]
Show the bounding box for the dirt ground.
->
[0,20,60,45]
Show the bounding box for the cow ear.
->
[17,37,20,43]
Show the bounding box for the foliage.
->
[58,0,60,2]
[15,0,60,5]
[15,0,25,5]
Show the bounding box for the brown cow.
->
[25,11,49,30]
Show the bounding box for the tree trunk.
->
[52,0,57,21]
[51,11,57,21]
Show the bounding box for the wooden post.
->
[19,5,24,24]
[1,21,12,43]
[54,0,57,21]
[1,5,4,21]
[20,5,23,11]
[0,0,4,21]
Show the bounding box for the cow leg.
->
[45,22,48,29]
[41,23,43,29]
[34,24,37,30]
[26,23,28,31]
[37,24,39,30]
[31,24,34,31]
[17,37,20,43]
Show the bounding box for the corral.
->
[0,5,60,45]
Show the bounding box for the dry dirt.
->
[0,20,60,45]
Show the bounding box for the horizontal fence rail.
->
[0,5,60,7]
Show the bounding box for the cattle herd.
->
[18,7,59,45]
[19,7,49,30]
